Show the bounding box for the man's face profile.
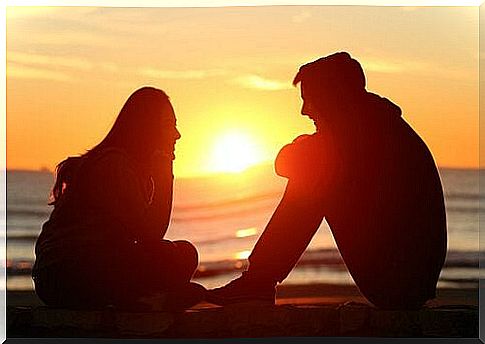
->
[300,82,324,130]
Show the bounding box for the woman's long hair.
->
[49,87,170,205]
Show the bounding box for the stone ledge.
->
[7,303,478,338]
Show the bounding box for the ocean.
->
[5,165,482,291]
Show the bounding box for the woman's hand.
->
[149,149,172,173]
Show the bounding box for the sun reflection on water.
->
[235,250,251,260]
[235,227,258,238]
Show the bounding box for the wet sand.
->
[8,282,479,308]
[7,284,479,338]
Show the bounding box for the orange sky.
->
[6,6,478,177]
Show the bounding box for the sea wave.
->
[6,248,481,279]
[444,192,483,200]
[174,191,283,211]
[446,206,484,214]
[7,209,50,218]
[7,199,484,224]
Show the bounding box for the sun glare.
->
[210,132,262,173]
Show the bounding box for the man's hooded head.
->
[293,52,368,129]
[293,52,366,97]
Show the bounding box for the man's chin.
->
[312,120,319,131]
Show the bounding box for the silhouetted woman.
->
[32,87,205,310]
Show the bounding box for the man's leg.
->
[247,219,321,284]
[246,178,325,284]
[207,180,324,305]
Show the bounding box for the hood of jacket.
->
[361,92,402,119]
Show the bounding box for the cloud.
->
[233,74,292,91]
[7,7,169,47]
[362,57,475,81]
[139,67,226,79]
[8,51,94,71]
[7,51,123,82]
[292,11,311,23]
[362,60,404,74]
[7,63,71,82]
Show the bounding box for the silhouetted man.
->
[207,52,447,310]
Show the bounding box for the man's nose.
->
[301,106,310,117]
[175,128,181,140]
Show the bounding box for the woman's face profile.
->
[159,101,181,160]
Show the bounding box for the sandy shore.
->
[7,284,478,338]
[7,283,478,309]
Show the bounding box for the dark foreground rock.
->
[7,303,478,338]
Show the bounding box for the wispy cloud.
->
[8,52,94,71]
[7,51,123,82]
[233,74,292,91]
[139,67,226,80]
[362,57,475,81]
[362,60,405,74]
[7,63,71,82]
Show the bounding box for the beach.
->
[7,283,479,338]
[7,282,479,308]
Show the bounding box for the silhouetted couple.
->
[33,52,447,312]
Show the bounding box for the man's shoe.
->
[205,272,276,306]
[136,282,207,311]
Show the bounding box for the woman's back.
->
[33,148,155,273]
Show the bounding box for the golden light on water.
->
[235,250,251,260]
[209,132,263,173]
[235,227,258,238]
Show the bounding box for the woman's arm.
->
[146,150,174,239]
[88,151,173,244]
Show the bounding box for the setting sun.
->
[209,132,263,173]
[4,6,480,334]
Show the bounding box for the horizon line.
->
[4,164,484,176]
